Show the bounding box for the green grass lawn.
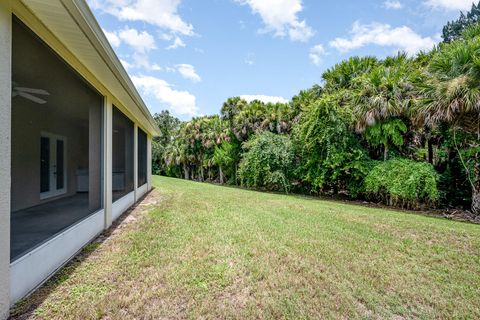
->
[13,176,480,319]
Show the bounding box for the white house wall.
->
[0,2,12,319]
[112,191,135,222]
[9,210,105,304]
[137,183,149,200]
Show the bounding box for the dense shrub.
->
[364,159,439,209]
[293,97,369,196]
[238,132,294,193]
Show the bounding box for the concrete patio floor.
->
[10,194,98,261]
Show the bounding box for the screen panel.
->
[112,106,134,201]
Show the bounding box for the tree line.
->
[152,5,480,215]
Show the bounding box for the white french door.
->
[40,133,67,200]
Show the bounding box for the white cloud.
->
[176,64,201,82]
[424,0,473,11]
[131,53,162,71]
[120,59,133,70]
[240,95,289,104]
[89,0,193,36]
[330,22,437,56]
[102,28,160,71]
[166,36,186,50]
[160,33,173,41]
[165,66,177,73]
[100,27,161,71]
[236,0,314,42]
[103,29,121,47]
[383,0,403,10]
[309,44,326,66]
[118,27,156,53]
[132,75,199,116]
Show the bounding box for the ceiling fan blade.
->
[18,92,47,104]
[15,87,50,95]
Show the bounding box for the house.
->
[0,0,160,318]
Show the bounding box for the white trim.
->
[147,135,152,191]
[10,209,104,304]
[112,191,134,221]
[104,98,112,229]
[0,1,12,318]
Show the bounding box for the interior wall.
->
[11,107,87,212]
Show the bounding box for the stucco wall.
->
[0,3,11,319]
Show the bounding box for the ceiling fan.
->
[12,81,50,104]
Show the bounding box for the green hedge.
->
[238,132,294,193]
[364,159,439,209]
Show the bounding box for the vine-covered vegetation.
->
[153,7,480,214]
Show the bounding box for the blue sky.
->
[87,0,474,120]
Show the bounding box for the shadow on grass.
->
[9,189,155,320]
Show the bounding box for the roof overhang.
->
[14,0,160,136]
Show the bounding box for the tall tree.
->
[293,96,368,195]
[322,56,379,93]
[364,119,408,161]
[421,25,480,214]
[154,110,180,148]
[352,53,417,133]
[442,1,480,42]
[152,110,180,175]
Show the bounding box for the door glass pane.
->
[40,137,50,193]
[56,139,64,190]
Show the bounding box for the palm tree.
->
[364,119,408,161]
[213,142,233,184]
[351,53,420,160]
[233,100,265,140]
[200,116,227,181]
[221,97,246,122]
[420,27,480,214]
[322,56,379,92]
[353,53,417,132]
